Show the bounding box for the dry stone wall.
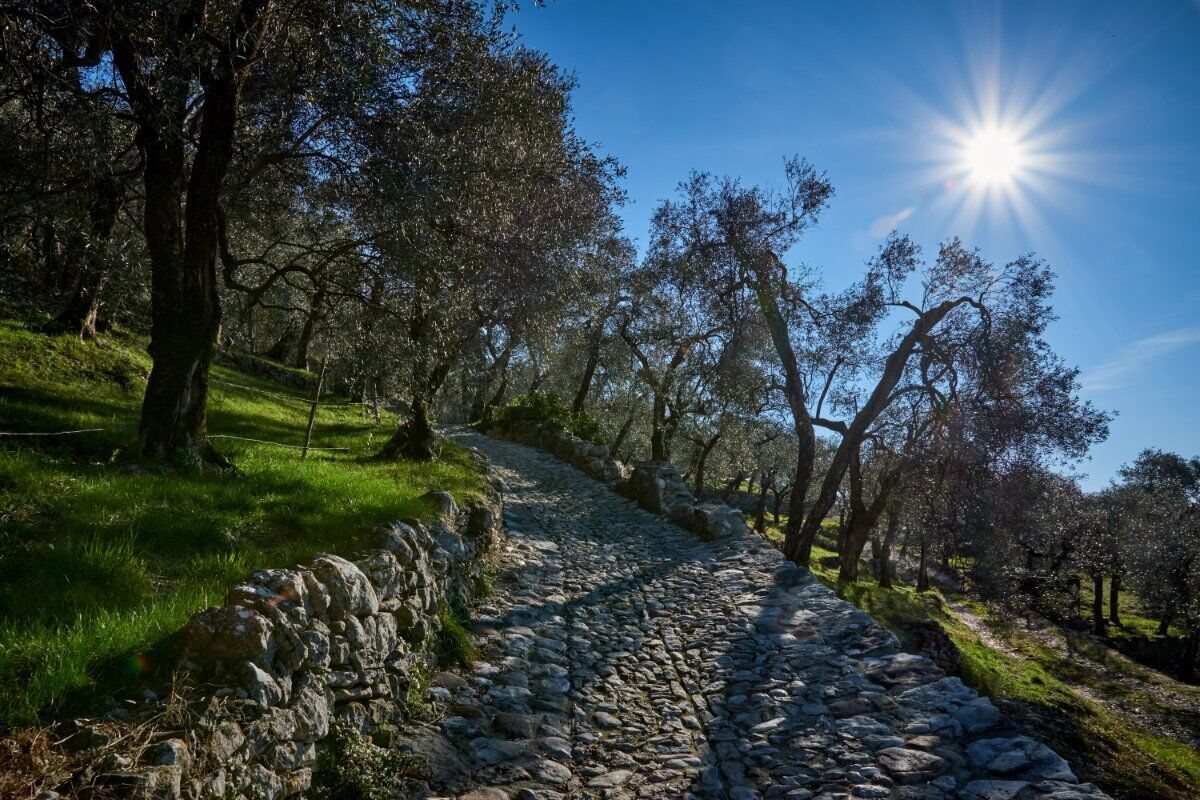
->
[490,421,749,541]
[75,481,503,800]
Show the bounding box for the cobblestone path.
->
[404,429,1109,800]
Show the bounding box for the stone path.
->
[402,429,1109,800]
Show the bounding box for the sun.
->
[962,126,1025,187]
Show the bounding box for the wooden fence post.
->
[301,359,328,460]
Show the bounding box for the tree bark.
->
[611,408,636,456]
[751,274,818,564]
[115,0,274,465]
[264,326,297,361]
[755,482,769,533]
[690,432,722,496]
[294,285,326,369]
[878,502,899,589]
[573,331,603,414]
[650,391,669,461]
[1092,574,1107,635]
[378,357,453,461]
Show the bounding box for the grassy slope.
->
[0,318,481,728]
[756,519,1200,800]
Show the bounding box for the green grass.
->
[433,602,476,669]
[0,318,482,728]
[749,514,1200,800]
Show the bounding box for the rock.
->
[960,780,1030,800]
[492,711,537,739]
[876,747,948,784]
[587,769,633,788]
[471,737,527,764]
[459,790,510,800]
[357,549,404,601]
[127,765,182,800]
[528,757,573,785]
[242,661,285,708]
[966,736,1077,782]
[182,605,274,666]
[593,711,621,729]
[311,554,379,618]
[953,696,1003,733]
[147,738,190,772]
[423,489,459,519]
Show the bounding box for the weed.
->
[310,722,422,800]
[433,602,475,669]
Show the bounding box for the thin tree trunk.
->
[294,285,326,370]
[611,408,636,456]
[572,334,602,414]
[917,541,930,592]
[755,482,769,533]
[878,503,899,589]
[378,358,453,461]
[1092,574,1107,635]
[1109,573,1121,626]
[650,392,669,461]
[752,275,819,565]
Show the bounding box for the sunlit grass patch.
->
[0,319,482,727]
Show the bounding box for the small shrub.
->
[479,390,606,445]
[310,722,422,800]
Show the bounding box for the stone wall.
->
[490,420,628,486]
[215,348,318,392]
[490,420,750,542]
[92,483,503,800]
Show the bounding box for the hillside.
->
[757,523,1200,800]
[0,318,482,728]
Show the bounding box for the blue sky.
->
[511,0,1200,489]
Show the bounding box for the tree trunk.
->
[1109,573,1121,626]
[755,483,769,533]
[573,333,603,414]
[294,285,326,370]
[264,326,297,361]
[44,174,124,341]
[1158,609,1174,637]
[1092,574,1107,635]
[838,513,873,583]
[916,541,931,592]
[118,0,273,465]
[611,408,636,456]
[772,489,784,525]
[751,275,819,565]
[650,392,669,461]
[795,297,971,563]
[135,136,224,464]
[878,503,899,589]
[378,358,453,461]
